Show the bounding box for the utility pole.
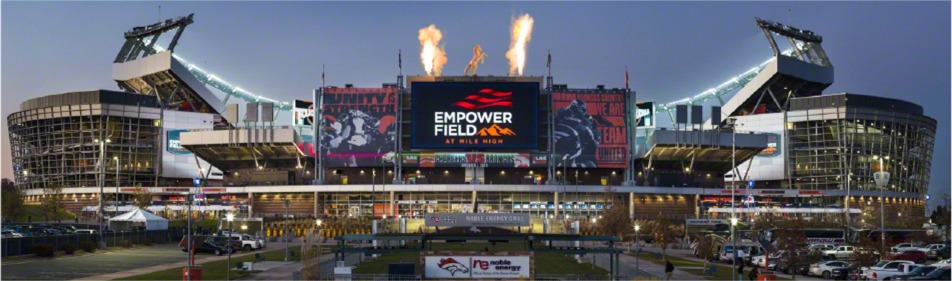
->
[285,199,290,261]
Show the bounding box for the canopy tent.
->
[108,208,169,230]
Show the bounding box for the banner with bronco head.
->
[411,82,540,149]
[320,87,398,167]
[552,89,629,168]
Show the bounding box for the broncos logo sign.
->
[437,258,469,276]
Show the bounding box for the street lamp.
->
[873,155,889,252]
[634,224,641,270]
[226,213,234,281]
[731,217,739,280]
[114,156,119,217]
[94,138,110,249]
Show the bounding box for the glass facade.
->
[7,90,162,189]
[787,94,935,194]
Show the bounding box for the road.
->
[1,244,189,280]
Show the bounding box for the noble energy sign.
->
[412,82,539,149]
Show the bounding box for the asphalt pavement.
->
[1,244,189,280]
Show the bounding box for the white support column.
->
[247,192,254,217]
[314,191,319,217]
[389,190,395,217]
[471,190,478,213]
[554,192,560,218]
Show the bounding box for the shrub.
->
[60,244,77,255]
[80,241,97,253]
[30,244,55,257]
[142,238,152,246]
[119,239,132,248]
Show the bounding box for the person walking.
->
[736,260,746,281]
[748,266,759,281]
[664,259,674,280]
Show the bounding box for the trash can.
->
[183,265,203,281]
[757,271,777,281]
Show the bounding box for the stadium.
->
[7,14,935,227]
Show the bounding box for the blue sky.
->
[2,2,949,209]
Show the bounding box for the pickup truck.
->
[861,260,914,280]
[234,234,266,251]
[914,244,947,259]
[891,243,918,253]
[823,245,856,260]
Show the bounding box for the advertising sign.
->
[293,99,314,126]
[424,256,531,279]
[401,153,546,168]
[411,82,540,149]
[553,90,629,168]
[757,133,781,157]
[635,102,655,128]
[425,213,530,227]
[685,219,729,226]
[166,129,191,155]
[320,87,398,167]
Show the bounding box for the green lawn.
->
[352,242,609,276]
[628,252,789,281]
[116,248,299,280]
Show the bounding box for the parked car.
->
[890,266,936,281]
[891,250,929,264]
[205,236,241,253]
[824,245,857,260]
[752,250,786,268]
[861,260,914,280]
[827,263,858,280]
[75,229,96,234]
[915,244,946,259]
[810,260,852,278]
[892,243,919,253]
[1,229,24,238]
[929,259,950,267]
[901,267,950,281]
[808,244,837,252]
[193,241,228,256]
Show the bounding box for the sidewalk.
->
[617,251,706,280]
[73,244,294,281]
[638,246,823,281]
[240,253,336,280]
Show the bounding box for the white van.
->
[719,243,765,264]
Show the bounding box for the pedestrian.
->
[737,260,745,281]
[748,266,759,281]
[664,259,674,280]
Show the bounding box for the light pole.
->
[95,138,110,249]
[226,213,234,281]
[634,224,641,270]
[285,199,290,261]
[372,169,376,218]
[873,155,889,253]
[114,156,119,216]
[731,217,738,281]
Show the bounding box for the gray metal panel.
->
[225,104,238,125]
[261,102,274,122]
[246,103,259,122]
[711,106,721,126]
[690,105,703,125]
[675,105,688,124]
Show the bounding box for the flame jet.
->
[505,14,534,76]
[418,24,448,76]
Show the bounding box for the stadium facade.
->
[7,16,933,224]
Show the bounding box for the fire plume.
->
[418,24,448,76]
[505,14,534,76]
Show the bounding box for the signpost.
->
[424,213,530,227]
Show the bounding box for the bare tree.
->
[853,234,883,267]
[596,186,632,240]
[650,214,681,257]
[696,234,717,270]
[2,178,24,221]
[40,184,64,222]
[774,218,819,279]
[131,187,154,209]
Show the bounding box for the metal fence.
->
[589,253,657,280]
[1,228,184,257]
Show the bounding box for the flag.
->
[546,52,552,69]
[625,66,629,89]
[321,64,325,88]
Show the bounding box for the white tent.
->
[108,208,169,230]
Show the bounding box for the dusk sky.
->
[2,2,949,210]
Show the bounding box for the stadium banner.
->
[320,87,398,167]
[424,213,531,227]
[635,101,655,128]
[166,129,191,155]
[424,255,531,279]
[553,89,629,168]
[293,99,315,126]
[411,82,540,149]
[757,133,781,157]
[401,153,547,168]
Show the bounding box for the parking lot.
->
[1,244,188,280]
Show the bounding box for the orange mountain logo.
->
[477,124,516,137]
